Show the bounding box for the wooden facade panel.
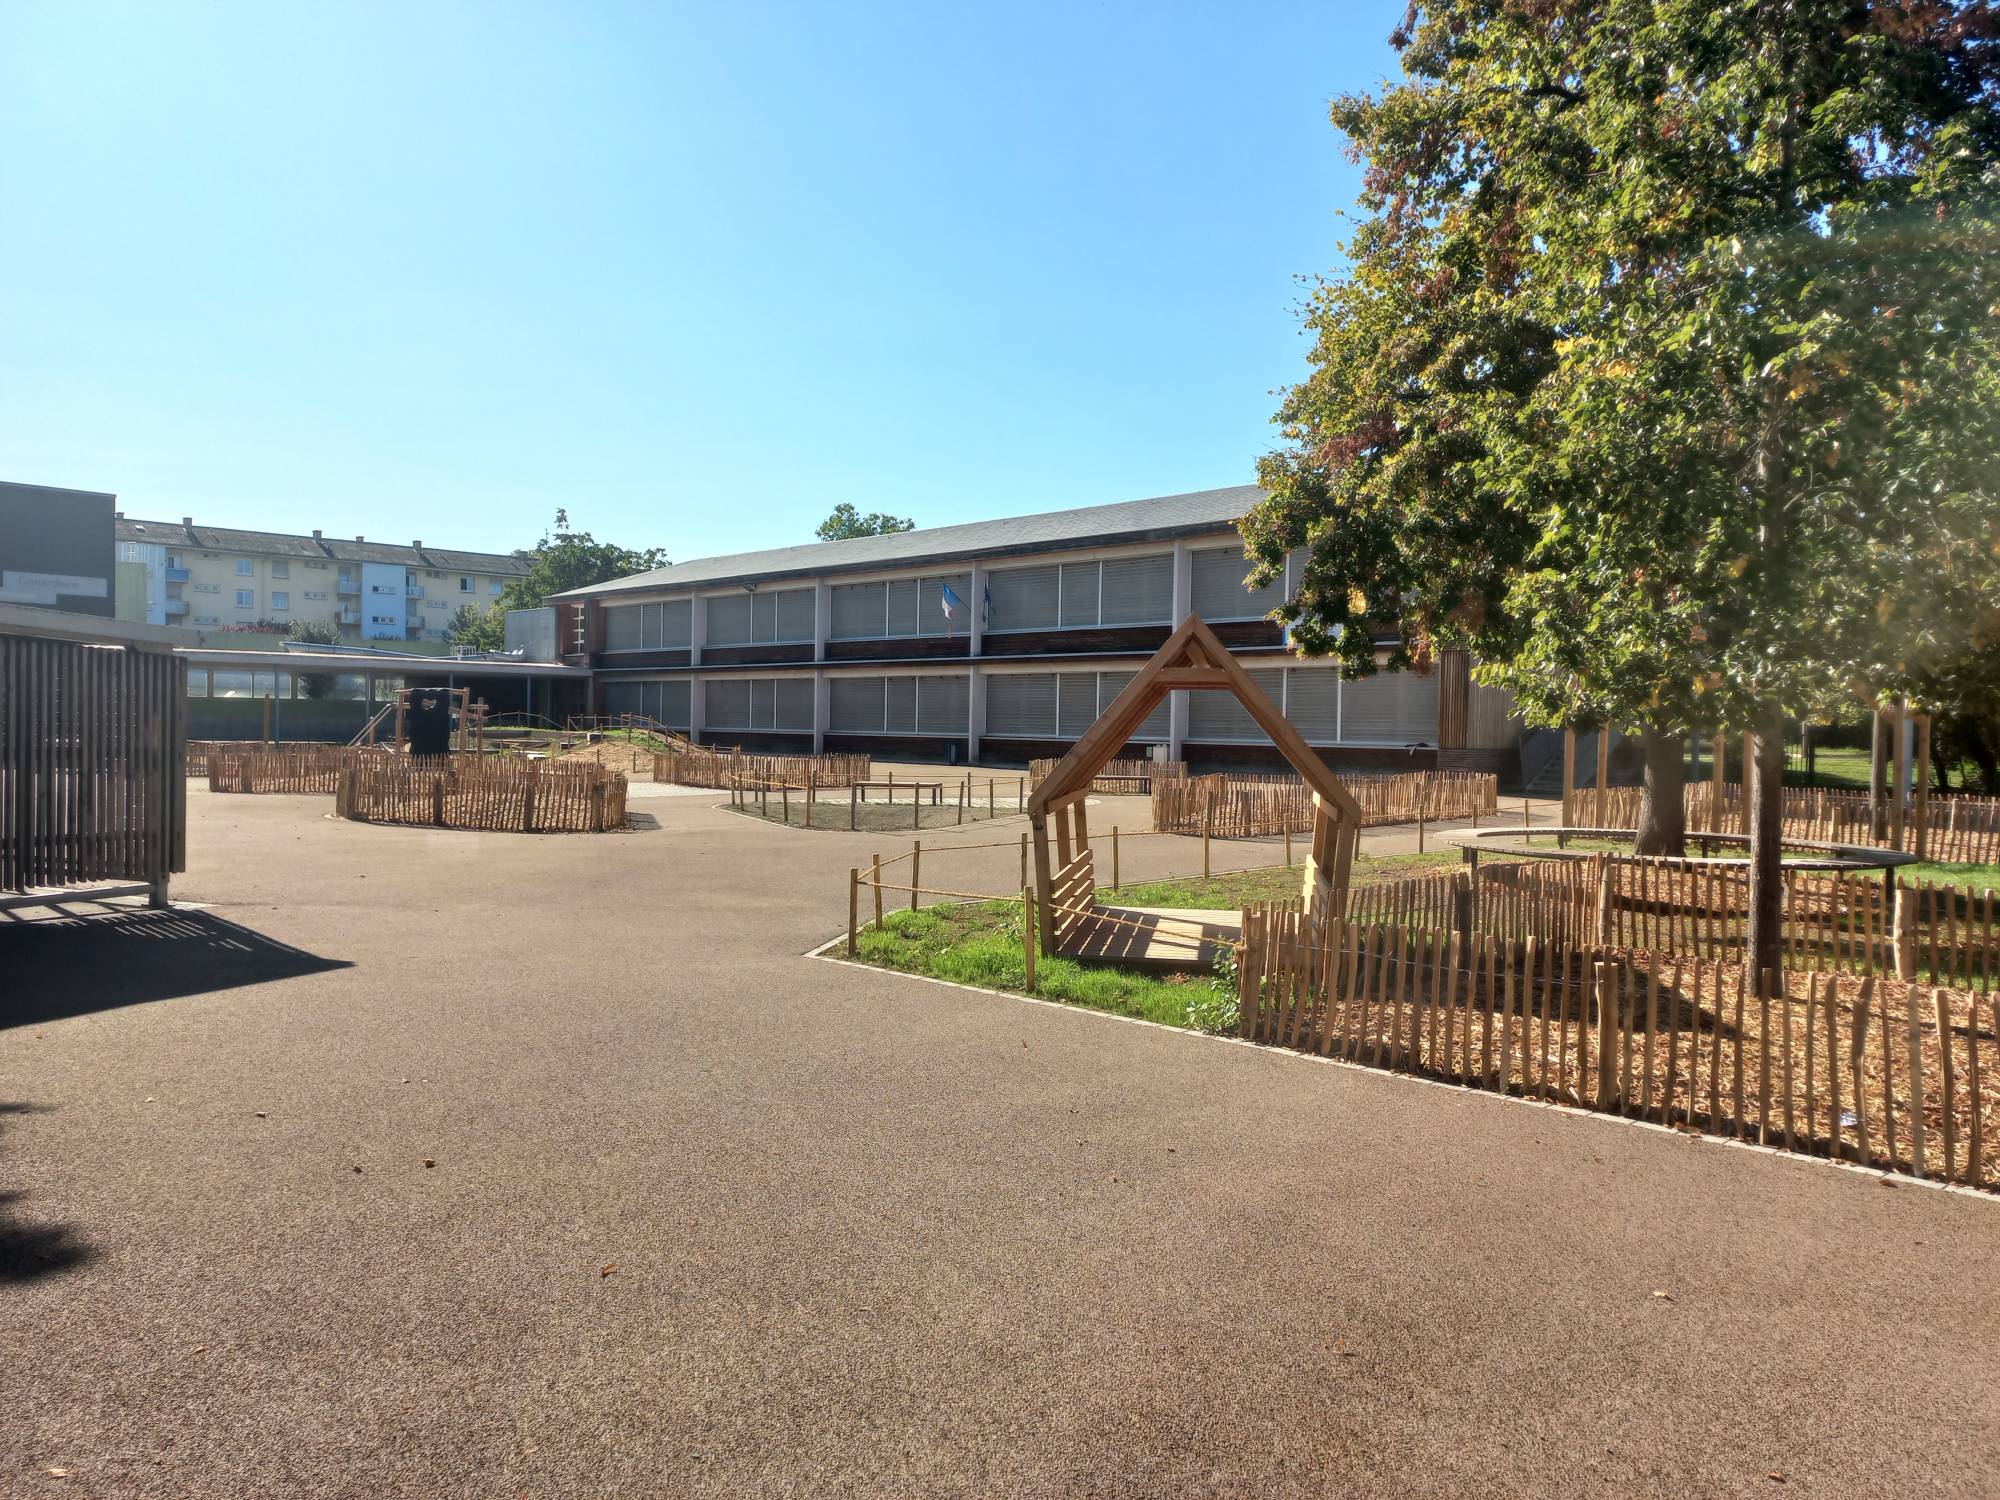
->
[697,643,814,668]
[980,625,1174,658]
[593,649,692,671]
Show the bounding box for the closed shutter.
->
[986,672,1057,736]
[706,678,751,729]
[706,594,753,646]
[1100,553,1173,624]
[1285,668,1340,742]
[916,674,969,734]
[604,680,641,714]
[774,677,814,730]
[1097,670,1170,741]
[1190,545,1282,621]
[775,588,815,643]
[1058,563,1100,628]
[831,582,884,639]
[750,592,777,644]
[749,679,775,728]
[1057,672,1097,736]
[1340,672,1438,743]
[639,681,662,722]
[885,676,918,733]
[986,564,1059,632]
[885,579,921,638]
[1187,667,1283,742]
[605,606,642,651]
[659,680,691,728]
[829,676,884,732]
[661,599,692,648]
[919,573,972,637]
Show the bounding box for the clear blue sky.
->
[1,1,1395,561]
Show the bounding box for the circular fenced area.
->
[334,757,627,833]
[1453,825,1917,874]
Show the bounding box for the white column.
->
[812,669,828,755]
[1168,689,1186,763]
[688,677,706,746]
[967,562,987,657]
[967,664,985,764]
[1170,540,1193,624]
[813,578,831,661]
[689,594,707,666]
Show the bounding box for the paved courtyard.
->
[3,785,1996,1497]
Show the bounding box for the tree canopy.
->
[449,510,668,651]
[816,503,915,541]
[1247,0,2000,964]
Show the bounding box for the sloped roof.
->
[551,483,1265,599]
[115,517,532,575]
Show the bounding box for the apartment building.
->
[113,516,531,642]
[551,485,1518,773]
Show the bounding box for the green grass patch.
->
[1900,861,2000,892]
[1104,849,1459,911]
[852,902,1238,1033]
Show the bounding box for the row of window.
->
[600,544,1286,653]
[592,665,1437,745]
[185,670,403,701]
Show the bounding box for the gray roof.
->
[552,483,1264,600]
[115,517,533,575]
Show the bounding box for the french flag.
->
[940,583,965,638]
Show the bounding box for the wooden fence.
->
[653,748,872,790]
[208,744,391,794]
[1,631,186,896]
[335,758,627,833]
[1028,758,1188,794]
[1153,770,1498,837]
[1339,858,1997,993]
[1573,782,2000,865]
[1238,912,1998,1190]
[187,740,272,779]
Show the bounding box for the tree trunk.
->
[1633,727,1687,856]
[1745,705,1787,986]
[1869,708,1889,839]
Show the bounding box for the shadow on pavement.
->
[0,1103,94,1283]
[0,906,350,1030]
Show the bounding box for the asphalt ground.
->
[2,786,1995,1498]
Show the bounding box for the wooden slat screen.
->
[0,633,185,892]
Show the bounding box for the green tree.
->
[449,510,669,652]
[285,617,344,700]
[816,503,914,541]
[1248,0,2000,978]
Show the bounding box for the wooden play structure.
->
[1024,615,1363,958]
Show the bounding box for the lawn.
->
[848,849,1464,1036]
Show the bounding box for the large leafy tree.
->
[1248,0,2000,978]
[449,510,668,651]
[816,503,914,541]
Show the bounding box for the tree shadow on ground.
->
[0,1103,94,1283]
[0,905,350,1030]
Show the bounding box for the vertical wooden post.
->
[1561,726,1577,826]
[1711,728,1727,834]
[1891,699,1909,851]
[1594,727,1611,827]
[1893,882,1917,980]
[1594,962,1618,1108]
[1914,714,1932,861]
[1203,783,1213,880]
[871,854,884,930]
[850,782,858,831]
[1022,887,1037,988]
[909,839,921,913]
[1284,823,1293,868]
[1111,826,1120,891]
[847,868,859,956]
[1020,830,1028,889]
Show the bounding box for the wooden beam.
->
[1152,667,1232,689]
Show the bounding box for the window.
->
[235,589,254,608]
[1187,667,1285,742]
[704,587,815,646]
[186,668,208,697]
[270,561,289,579]
[1190,544,1284,622]
[827,575,972,640]
[985,673,1058,737]
[304,590,327,601]
[212,671,255,698]
[986,554,1172,632]
[270,591,289,611]
[489,581,503,595]
[235,559,253,576]
[459,577,471,592]
[606,605,643,652]
[825,674,966,734]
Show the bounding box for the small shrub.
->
[1184,981,1239,1036]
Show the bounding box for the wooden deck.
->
[1060,905,1241,973]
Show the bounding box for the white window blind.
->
[830,583,883,640]
[986,672,1058,736]
[918,574,972,637]
[1058,563,1100,628]
[829,676,885,733]
[916,674,968,734]
[774,589,815,643]
[1057,673,1098,737]
[1099,553,1173,624]
[1284,668,1341,742]
[885,676,918,733]
[1186,667,1285,742]
[705,679,752,729]
[605,606,642,651]
[705,594,754,646]
[773,677,813,730]
[986,565,1059,633]
[660,598,692,648]
[1190,545,1283,622]
[1095,671,1171,742]
[658,680,690,728]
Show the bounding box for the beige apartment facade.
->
[114,516,530,644]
